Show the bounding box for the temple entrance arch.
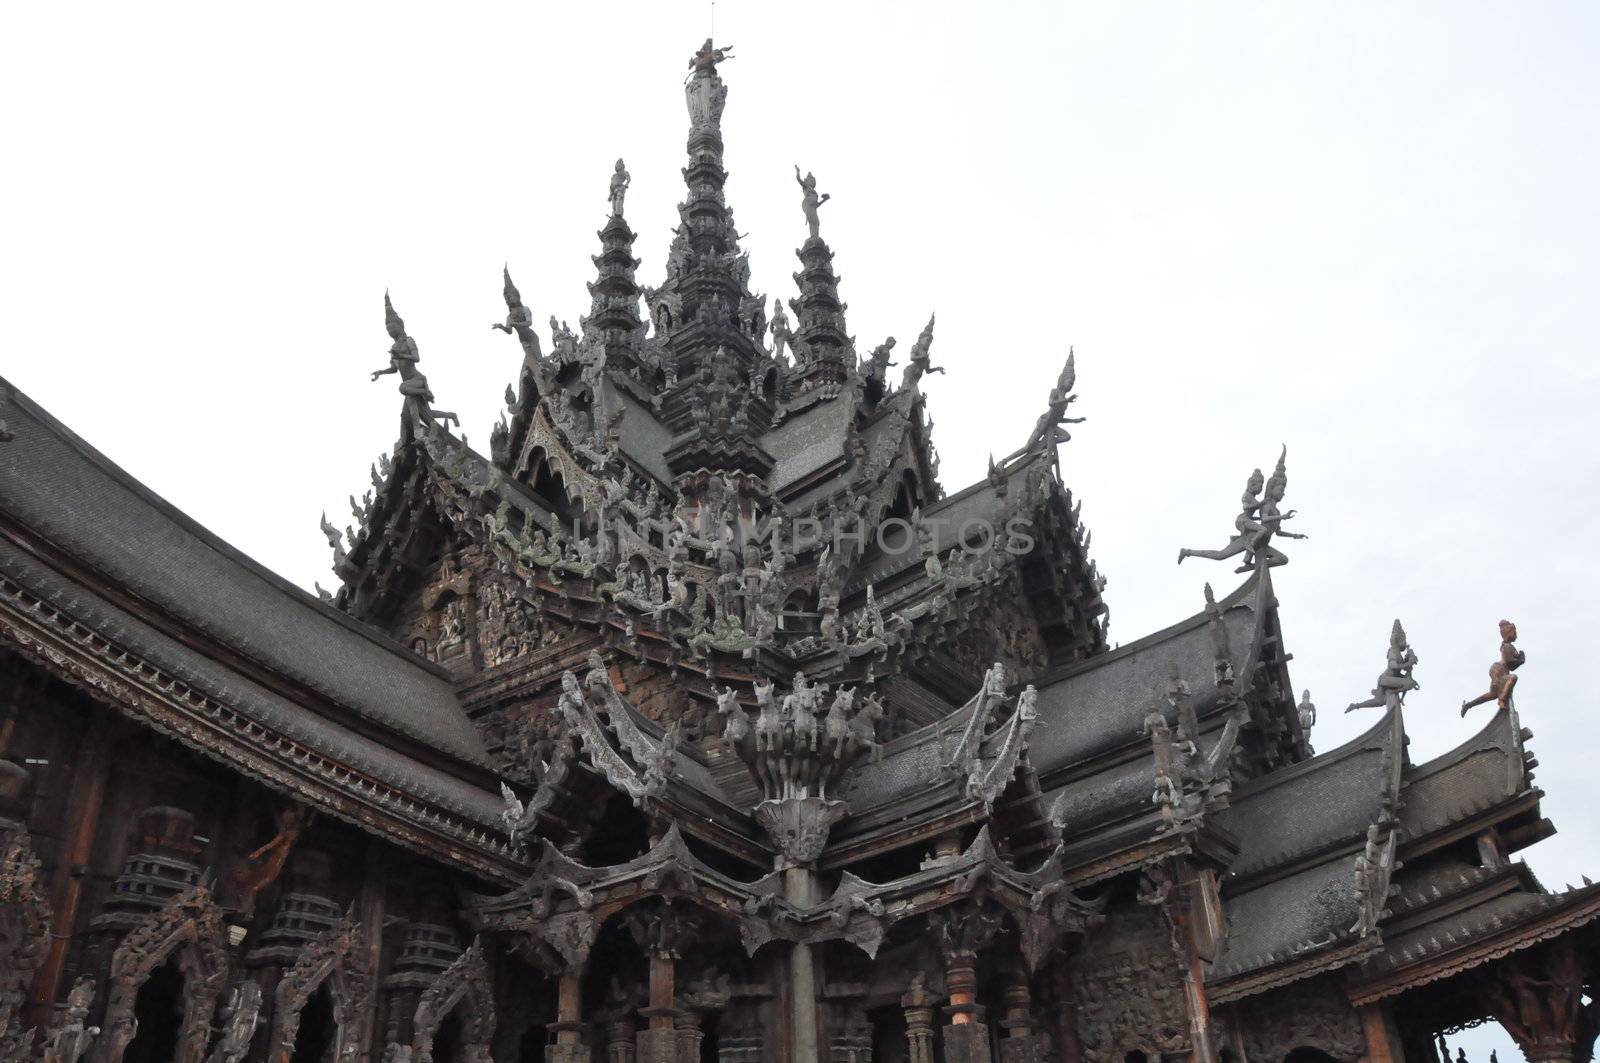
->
[265,912,371,1063]
[409,938,495,1063]
[121,958,184,1063]
[99,883,229,1063]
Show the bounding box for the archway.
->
[122,958,185,1063]
[100,884,230,1063]
[289,984,335,1063]
[267,913,370,1063]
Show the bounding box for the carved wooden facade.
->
[1,37,1597,1063]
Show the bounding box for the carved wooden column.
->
[1356,1003,1404,1063]
[629,903,698,1063]
[900,974,938,1063]
[548,968,589,1063]
[27,718,112,1029]
[997,958,1037,1063]
[603,1017,636,1063]
[1052,957,1084,1063]
[933,905,1003,1063]
[1480,940,1598,1063]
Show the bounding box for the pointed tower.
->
[580,159,649,378]
[650,40,777,486]
[789,167,853,394]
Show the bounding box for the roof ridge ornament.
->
[1178,445,1305,570]
[1460,619,1525,717]
[373,293,459,429]
[1345,619,1420,714]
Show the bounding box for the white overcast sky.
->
[4,2,1597,1054]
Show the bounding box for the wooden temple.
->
[1,39,1595,1063]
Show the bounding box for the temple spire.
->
[581,159,646,374]
[789,166,852,392]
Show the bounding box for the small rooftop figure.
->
[796,166,830,241]
[1345,619,1420,713]
[609,158,630,217]
[1461,619,1525,716]
[690,38,733,72]
[372,294,459,428]
[1178,446,1305,571]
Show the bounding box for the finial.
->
[1345,618,1420,713]
[795,165,830,241]
[609,158,631,217]
[1178,445,1303,571]
[900,313,942,390]
[383,290,404,341]
[1461,618,1525,717]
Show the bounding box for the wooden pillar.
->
[900,976,938,1063]
[941,950,990,1063]
[998,960,1037,1063]
[28,719,112,1028]
[1052,957,1084,1063]
[635,949,679,1063]
[1358,1003,1403,1063]
[548,969,590,1063]
[355,842,386,1063]
[785,866,821,1063]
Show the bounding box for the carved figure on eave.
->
[1241,447,1306,571]
[1298,689,1317,733]
[373,294,459,428]
[847,693,885,764]
[1461,619,1526,716]
[1346,619,1420,713]
[901,313,942,390]
[822,686,856,761]
[1023,349,1083,454]
[865,336,896,389]
[1178,467,1264,566]
[492,267,543,369]
[717,686,751,755]
[796,166,830,241]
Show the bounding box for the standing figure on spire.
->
[796,166,830,241]
[609,158,630,217]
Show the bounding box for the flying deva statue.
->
[1460,619,1525,716]
[1178,446,1305,570]
[1345,619,1420,713]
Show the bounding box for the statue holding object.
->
[1346,619,1420,713]
[796,166,830,241]
[1461,619,1525,716]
